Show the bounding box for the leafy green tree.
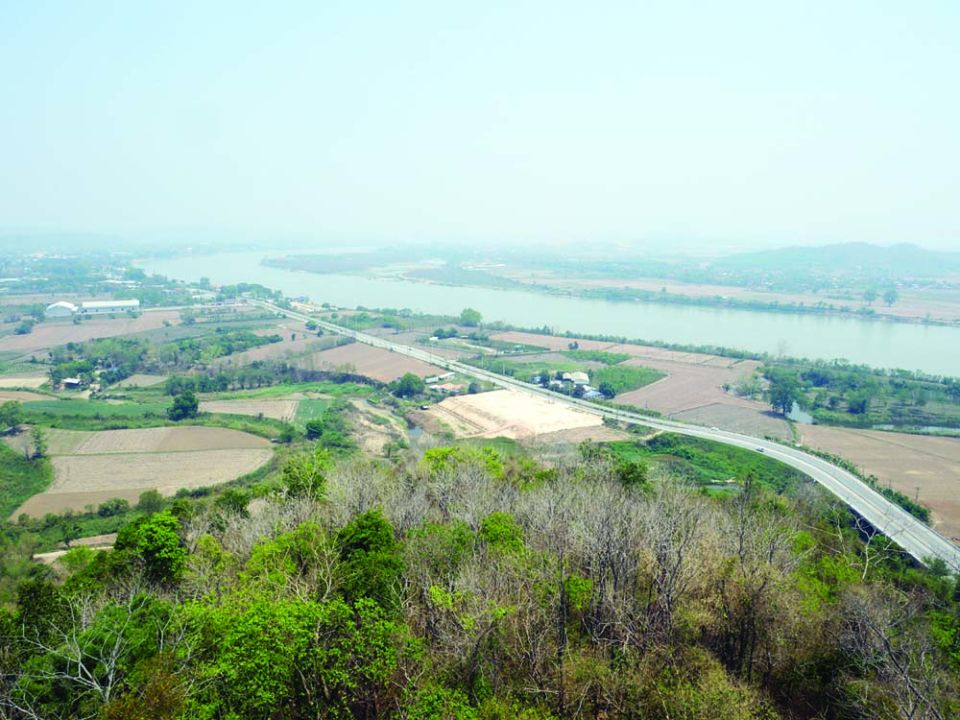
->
[848,392,870,415]
[281,448,330,500]
[30,426,47,458]
[598,381,616,399]
[407,686,478,720]
[616,459,649,487]
[166,390,198,421]
[0,400,23,430]
[98,498,130,517]
[459,307,482,327]
[115,512,186,584]
[215,488,250,518]
[277,422,296,444]
[137,489,164,515]
[883,287,900,306]
[479,512,525,555]
[193,598,410,719]
[305,418,324,439]
[16,579,65,645]
[768,376,798,415]
[863,287,878,304]
[336,510,404,609]
[394,372,426,398]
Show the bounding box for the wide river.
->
[139,251,960,376]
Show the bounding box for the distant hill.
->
[714,242,960,277]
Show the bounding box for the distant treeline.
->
[163,363,380,395]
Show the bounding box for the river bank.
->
[136,251,960,376]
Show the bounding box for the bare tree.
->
[4,591,188,720]
[839,586,949,720]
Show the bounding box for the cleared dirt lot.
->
[799,426,960,541]
[12,426,273,518]
[299,342,441,383]
[426,389,602,439]
[0,311,180,356]
[200,398,299,422]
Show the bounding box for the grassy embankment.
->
[0,443,53,519]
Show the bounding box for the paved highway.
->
[259,300,960,573]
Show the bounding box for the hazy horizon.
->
[2,2,959,252]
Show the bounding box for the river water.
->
[138,251,960,376]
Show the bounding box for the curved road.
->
[261,301,960,573]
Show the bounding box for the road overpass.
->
[258,300,960,573]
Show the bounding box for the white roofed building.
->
[79,299,140,315]
[44,301,79,318]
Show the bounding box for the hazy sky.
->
[1,1,958,251]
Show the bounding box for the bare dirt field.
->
[299,342,440,382]
[673,404,791,440]
[69,426,269,454]
[799,426,960,541]
[425,389,602,439]
[0,389,49,402]
[13,426,272,518]
[200,398,299,422]
[0,311,181,356]
[0,375,47,388]
[112,374,166,388]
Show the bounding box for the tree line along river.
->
[138,251,960,377]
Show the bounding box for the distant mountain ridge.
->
[715,242,960,277]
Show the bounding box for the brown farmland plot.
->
[799,426,960,541]
[12,426,272,518]
[298,342,441,383]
